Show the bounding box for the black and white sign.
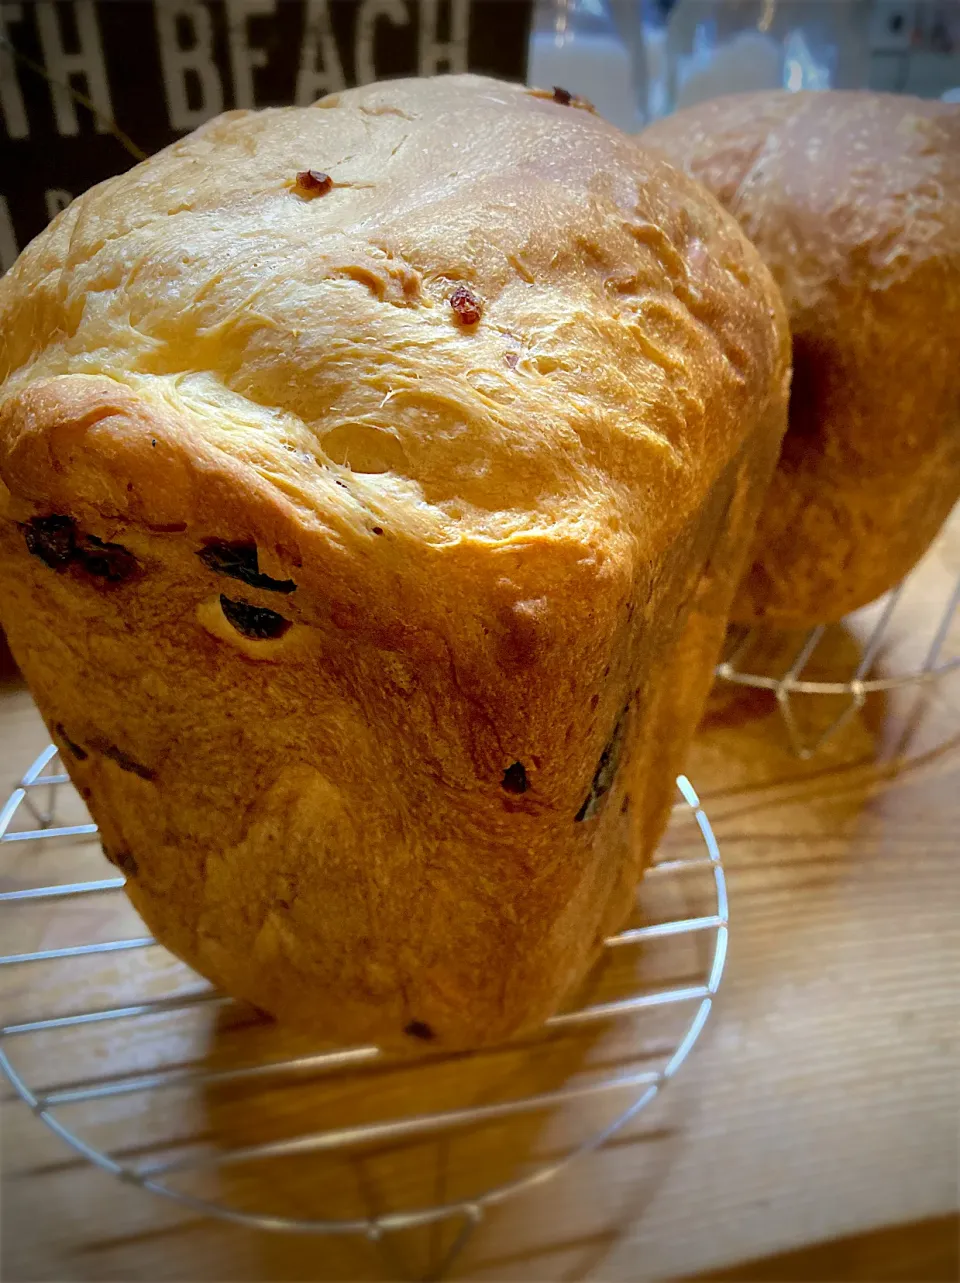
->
[0,0,533,269]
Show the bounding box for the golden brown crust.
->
[642,91,960,627]
[0,75,789,1048]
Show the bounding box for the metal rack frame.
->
[0,744,727,1275]
[715,570,960,758]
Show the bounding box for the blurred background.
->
[2,0,959,273]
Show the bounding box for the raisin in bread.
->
[643,91,960,627]
[0,75,789,1049]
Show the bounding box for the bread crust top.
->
[1,74,788,594]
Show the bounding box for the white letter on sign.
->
[156,1,225,132]
[0,3,29,139]
[35,0,113,136]
[0,195,18,273]
[226,0,275,109]
[419,0,468,75]
[45,188,74,221]
[356,0,409,86]
[296,0,346,104]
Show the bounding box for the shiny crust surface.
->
[0,75,789,1047]
[643,91,960,626]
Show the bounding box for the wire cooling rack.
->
[0,743,727,1279]
[715,563,960,759]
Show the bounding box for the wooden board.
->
[2,510,959,1283]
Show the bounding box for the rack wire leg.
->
[422,1208,482,1283]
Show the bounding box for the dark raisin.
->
[89,737,156,781]
[550,86,593,109]
[23,515,77,568]
[295,169,333,196]
[22,516,139,584]
[449,283,483,326]
[198,541,296,594]
[501,762,528,794]
[575,707,628,822]
[620,794,630,815]
[103,844,139,876]
[371,526,384,536]
[77,536,140,583]
[404,1020,435,1041]
[55,723,87,761]
[220,594,291,640]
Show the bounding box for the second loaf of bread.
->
[643,91,960,627]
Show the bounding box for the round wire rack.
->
[715,559,960,759]
[0,743,727,1279]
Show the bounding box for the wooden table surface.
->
[2,513,959,1283]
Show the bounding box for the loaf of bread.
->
[643,91,960,627]
[0,75,789,1049]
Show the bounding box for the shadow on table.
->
[679,1212,960,1282]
